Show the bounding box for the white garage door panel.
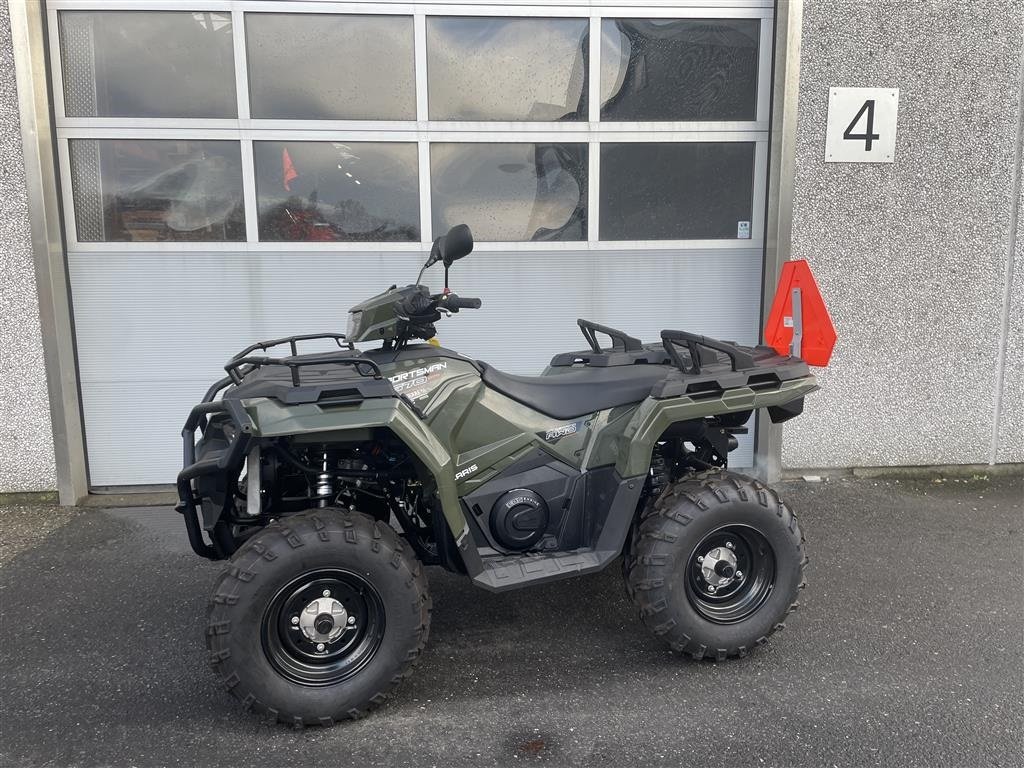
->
[70,249,761,485]
[439,250,763,370]
[78,380,220,487]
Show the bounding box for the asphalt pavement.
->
[1,474,1022,768]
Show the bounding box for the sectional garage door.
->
[48,0,775,486]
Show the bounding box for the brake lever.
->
[433,294,456,315]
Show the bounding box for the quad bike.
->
[176,224,830,726]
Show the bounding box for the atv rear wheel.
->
[206,509,430,726]
[625,471,806,660]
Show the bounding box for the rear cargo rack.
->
[550,319,673,368]
[660,330,756,374]
[578,319,642,354]
[223,333,382,387]
[651,330,811,401]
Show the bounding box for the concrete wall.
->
[783,0,1024,468]
[1000,176,1023,463]
[0,1,57,492]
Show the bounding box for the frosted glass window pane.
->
[69,140,244,242]
[431,143,587,241]
[427,17,588,121]
[600,143,755,240]
[247,14,415,120]
[58,11,236,118]
[601,19,760,121]
[255,142,419,242]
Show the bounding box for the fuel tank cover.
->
[490,489,549,550]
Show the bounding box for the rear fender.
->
[246,396,465,536]
[616,376,819,477]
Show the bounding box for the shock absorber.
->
[316,451,333,508]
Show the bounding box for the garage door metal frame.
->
[11,0,805,502]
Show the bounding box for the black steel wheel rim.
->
[261,568,385,687]
[685,525,776,625]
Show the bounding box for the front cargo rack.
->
[223,333,382,387]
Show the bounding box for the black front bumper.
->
[175,382,253,560]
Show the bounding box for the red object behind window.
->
[282,148,299,192]
[764,260,837,367]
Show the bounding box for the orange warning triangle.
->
[764,260,837,367]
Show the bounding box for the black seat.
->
[480,363,670,420]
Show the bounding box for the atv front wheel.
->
[206,509,430,726]
[625,471,806,659]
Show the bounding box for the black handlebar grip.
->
[443,295,482,310]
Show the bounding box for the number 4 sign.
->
[825,87,900,163]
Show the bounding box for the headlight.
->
[346,311,361,340]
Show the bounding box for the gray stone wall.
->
[997,178,1023,463]
[0,1,57,491]
[783,0,1024,468]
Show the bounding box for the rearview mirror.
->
[439,224,473,267]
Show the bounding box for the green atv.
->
[177,224,818,726]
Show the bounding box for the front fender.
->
[245,396,465,536]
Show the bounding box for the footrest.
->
[472,549,613,592]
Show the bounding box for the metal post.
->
[752,0,804,483]
[10,0,90,504]
[789,286,803,359]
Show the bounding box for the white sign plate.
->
[825,87,900,163]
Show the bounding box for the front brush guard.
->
[175,378,254,559]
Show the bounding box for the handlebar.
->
[395,291,482,344]
[440,294,482,311]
